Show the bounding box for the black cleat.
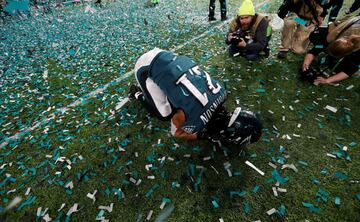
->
[128,84,142,99]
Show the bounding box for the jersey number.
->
[176,66,222,106]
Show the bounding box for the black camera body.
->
[229,29,246,45]
[298,67,324,82]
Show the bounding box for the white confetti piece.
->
[272,125,278,131]
[266,208,277,215]
[58,203,66,212]
[268,162,277,169]
[146,210,153,221]
[203,156,211,161]
[326,153,337,159]
[7,189,16,194]
[25,187,31,196]
[86,190,97,203]
[281,164,298,173]
[325,105,337,113]
[129,178,137,184]
[160,201,166,210]
[245,161,265,176]
[277,188,287,193]
[37,207,42,216]
[346,85,354,90]
[5,197,22,211]
[226,168,233,177]
[66,203,79,216]
[115,97,129,110]
[272,187,278,197]
[43,213,52,222]
[145,164,153,171]
[98,203,114,213]
[43,70,48,80]
[65,181,74,189]
[211,165,219,174]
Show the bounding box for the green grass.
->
[1,0,360,221]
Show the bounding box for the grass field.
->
[0,0,359,221]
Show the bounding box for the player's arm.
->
[171,110,197,140]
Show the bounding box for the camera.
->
[229,29,246,45]
[298,67,324,82]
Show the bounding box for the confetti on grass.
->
[302,202,321,213]
[1,1,359,221]
[155,203,175,222]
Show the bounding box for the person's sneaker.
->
[277,51,288,59]
[128,84,142,99]
[208,17,216,22]
[221,16,228,21]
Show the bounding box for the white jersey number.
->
[176,66,222,106]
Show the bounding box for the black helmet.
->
[224,107,262,145]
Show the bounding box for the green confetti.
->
[272,169,289,184]
[17,195,36,211]
[302,202,321,213]
[335,197,341,205]
[252,185,260,193]
[211,200,219,209]
[333,172,348,181]
[255,88,265,93]
[244,202,249,214]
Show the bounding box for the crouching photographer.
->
[300,16,360,85]
[225,0,271,61]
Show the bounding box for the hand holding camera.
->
[229,29,247,48]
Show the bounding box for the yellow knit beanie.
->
[238,0,255,16]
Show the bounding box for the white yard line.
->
[0,0,271,149]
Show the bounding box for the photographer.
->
[225,0,271,61]
[301,16,360,85]
[277,0,324,59]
